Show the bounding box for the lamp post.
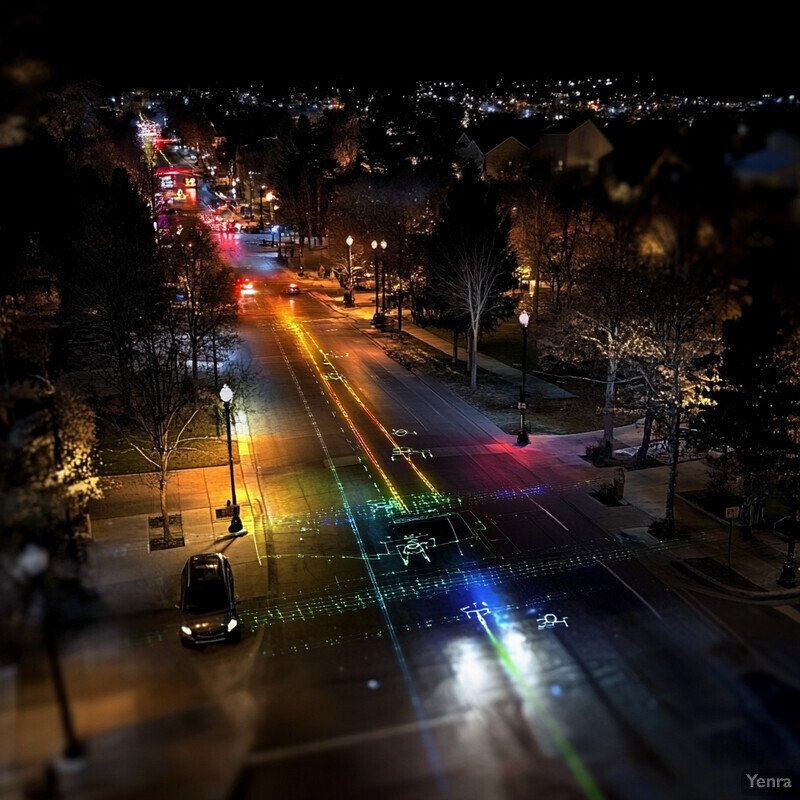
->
[259,185,266,231]
[372,240,380,316]
[17,543,86,774]
[381,250,387,311]
[396,280,403,336]
[371,239,387,317]
[345,235,354,307]
[219,384,243,534]
[516,310,530,447]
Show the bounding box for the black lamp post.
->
[345,235,354,308]
[371,239,387,317]
[259,185,265,231]
[516,310,530,447]
[18,543,86,773]
[219,384,243,534]
[372,240,380,316]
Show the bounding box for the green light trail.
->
[482,622,608,800]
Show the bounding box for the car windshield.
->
[183,583,228,615]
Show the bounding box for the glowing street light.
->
[219,384,243,534]
[17,542,86,777]
[345,236,354,308]
[259,185,266,231]
[371,239,387,317]
[515,310,530,447]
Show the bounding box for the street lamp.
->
[396,278,404,336]
[259,185,266,231]
[345,235,354,308]
[219,384,243,534]
[516,310,530,447]
[17,542,86,774]
[371,239,387,317]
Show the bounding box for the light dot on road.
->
[367,679,380,690]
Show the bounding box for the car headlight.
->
[227,618,239,632]
[181,626,193,636]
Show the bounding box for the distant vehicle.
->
[178,553,241,648]
[282,283,302,295]
[236,277,256,295]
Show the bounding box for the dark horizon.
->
[4,7,796,100]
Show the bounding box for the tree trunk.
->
[664,407,680,534]
[469,326,479,390]
[159,469,171,543]
[452,331,458,364]
[602,356,618,459]
[633,411,655,468]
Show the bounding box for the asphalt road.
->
[12,213,800,800]
[219,250,800,800]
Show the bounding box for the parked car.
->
[178,553,241,647]
[371,312,396,331]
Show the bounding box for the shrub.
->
[592,481,619,505]
[584,440,607,466]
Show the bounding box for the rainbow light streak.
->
[292,322,441,502]
[476,614,608,800]
[289,321,409,511]
[283,319,453,797]
[240,522,695,633]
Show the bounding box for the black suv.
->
[178,553,241,647]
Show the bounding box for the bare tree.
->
[546,210,654,458]
[161,217,238,398]
[639,217,716,534]
[533,176,598,312]
[106,314,202,544]
[426,167,518,390]
[507,181,555,322]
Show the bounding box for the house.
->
[528,117,614,176]
[456,116,613,181]
[484,136,531,181]
[455,132,485,175]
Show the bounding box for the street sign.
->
[725,506,740,520]
[518,402,527,410]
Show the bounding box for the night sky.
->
[2,6,797,97]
